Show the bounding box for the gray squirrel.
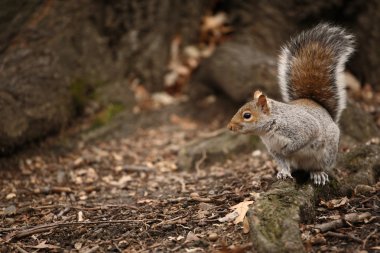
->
[227,23,355,185]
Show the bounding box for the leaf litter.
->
[0,119,271,252]
[1,115,378,252]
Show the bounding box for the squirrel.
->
[227,23,355,185]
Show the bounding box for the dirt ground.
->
[0,98,379,253]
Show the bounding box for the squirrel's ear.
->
[253,90,263,100]
[257,94,270,114]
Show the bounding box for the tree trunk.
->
[0,0,207,155]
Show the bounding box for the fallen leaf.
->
[309,234,326,245]
[218,211,239,223]
[199,202,215,211]
[185,248,204,253]
[152,92,176,106]
[176,235,185,241]
[77,211,84,222]
[185,231,200,243]
[230,201,254,224]
[243,216,250,234]
[6,193,16,200]
[320,197,348,209]
[249,192,261,200]
[190,192,211,202]
[2,205,16,216]
[74,242,82,250]
[202,13,227,32]
[354,184,375,195]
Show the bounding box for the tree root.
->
[247,180,314,253]
[246,144,380,253]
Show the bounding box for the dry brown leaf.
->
[320,197,349,209]
[74,242,82,250]
[354,184,375,195]
[77,211,84,222]
[230,200,254,224]
[6,193,16,200]
[243,216,250,234]
[152,92,176,106]
[2,205,16,216]
[249,191,261,200]
[202,13,227,32]
[218,211,239,223]
[185,231,200,243]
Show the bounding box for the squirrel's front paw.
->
[276,169,293,180]
[310,172,329,185]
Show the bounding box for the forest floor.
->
[0,97,379,253]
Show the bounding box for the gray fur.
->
[261,100,339,185]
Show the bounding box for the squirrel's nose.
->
[227,122,234,131]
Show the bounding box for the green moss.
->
[92,103,124,128]
[69,78,93,114]
[250,181,313,252]
[314,177,342,200]
[69,78,105,114]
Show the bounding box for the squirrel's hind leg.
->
[310,171,329,185]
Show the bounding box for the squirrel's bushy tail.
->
[278,23,355,122]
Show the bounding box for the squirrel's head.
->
[227,90,271,135]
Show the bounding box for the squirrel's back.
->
[278,23,355,122]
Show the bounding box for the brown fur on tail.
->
[278,23,355,122]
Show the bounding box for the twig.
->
[0,227,18,232]
[50,186,72,193]
[83,245,100,253]
[314,212,371,232]
[324,231,362,243]
[5,219,158,241]
[360,195,378,205]
[170,175,187,192]
[14,245,29,253]
[362,228,378,249]
[72,204,139,211]
[18,203,139,212]
[151,213,189,228]
[57,207,71,218]
[195,151,207,172]
[123,164,156,173]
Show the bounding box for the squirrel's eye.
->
[242,111,252,120]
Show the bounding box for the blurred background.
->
[0,0,379,154]
[1,1,380,252]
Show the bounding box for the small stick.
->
[57,207,71,218]
[14,245,29,253]
[22,203,139,211]
[123,165,155,173]
[51,186,72,193]
[195,151,207,172]
[324,231,362,243]
[362,228,378,249]
[315,212,371,232]
[82,245,100,253]
[5,219,158,241]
